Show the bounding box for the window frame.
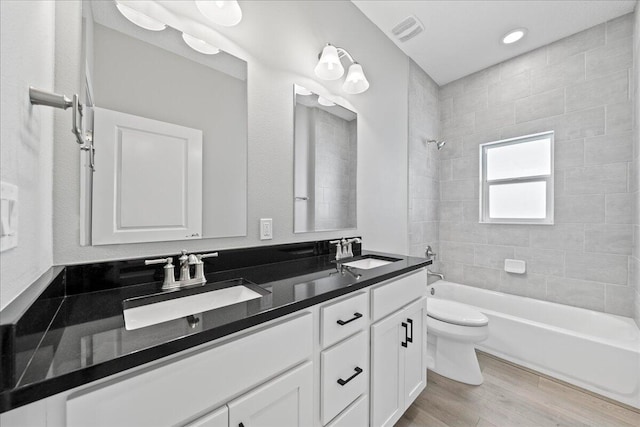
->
[479,131,554,225]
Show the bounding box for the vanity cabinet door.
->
[370,297,427,427]
[227,362,313,427]
[402,297,427,405]
[370,309,406,427]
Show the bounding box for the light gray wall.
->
[0,1,55,310]
[408,60,440,267]
[438,14,636,316]
[632,2,640,327]
[50,1,410,266]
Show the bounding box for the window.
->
[480,131,554,224]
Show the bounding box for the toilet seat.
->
[427,298,488,327]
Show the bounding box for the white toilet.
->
[426,298,489,385]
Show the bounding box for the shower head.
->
[426,139,446,150]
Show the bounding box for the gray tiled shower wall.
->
[408,60,440,277]
[632,6,639,327]
[409,13,638,318]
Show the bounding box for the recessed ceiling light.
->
[502,28,527,45]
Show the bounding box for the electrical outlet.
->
[0,181,18,252]
[260,218,273,240]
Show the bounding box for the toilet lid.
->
[427,298,488,327]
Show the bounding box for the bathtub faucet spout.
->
[427,269,444,280]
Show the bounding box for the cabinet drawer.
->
[371,269,426,321]
[67,313,312,427]
[321,332,368,425]
[321,292,368,348]
[326,394,368,427]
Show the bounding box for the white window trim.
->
[479,131,554,225]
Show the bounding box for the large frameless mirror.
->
[81,0,247,245]
[293,85,357,233]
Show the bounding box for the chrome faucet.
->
[146,250,219,290]
[427,269,445,280]
[330,237,362,260]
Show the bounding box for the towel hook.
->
[29,87,95,171]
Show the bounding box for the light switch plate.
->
[260,218,273,240]
[1,181,18,252]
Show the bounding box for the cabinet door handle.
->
[336,312,363,325]
[337,367,363,386]
[401,322,408,347]
[407,318,413,343]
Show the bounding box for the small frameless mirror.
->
[293,85,357,233]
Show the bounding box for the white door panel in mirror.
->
[294,85,357,233]
[92,108,203,245]
[486,138,551,180]
[119,128,187,228]
[83,1,248,245]
[489,182,546,219]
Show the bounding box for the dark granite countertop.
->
[0,240,429,413]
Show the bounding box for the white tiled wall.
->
[437,14,636,316]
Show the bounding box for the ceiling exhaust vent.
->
[391,15,424,42]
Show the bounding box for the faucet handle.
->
[198,252,219,261]
[193,252,218,283]
[329,240,344,260]
[425,245,437,259]
[145,257,177,289]
[145,257,173,266]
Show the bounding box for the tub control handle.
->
[401,322,408,347]
[337,312,362,325]
[407,318,413,343]
[337,367,363,386]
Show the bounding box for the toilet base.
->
[427,334,484,385]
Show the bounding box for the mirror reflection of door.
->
[293,86,357,233]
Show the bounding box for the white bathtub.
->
[428,281,640,409]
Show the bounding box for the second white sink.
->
[341,258,394,270]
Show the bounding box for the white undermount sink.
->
[341,257,397,270]
[123,280,266,331]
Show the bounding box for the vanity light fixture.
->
[502,28,527,45]
[115,1,167,31]
[195,0,243,27]
[182,33,220,55]
[315,43,370,94]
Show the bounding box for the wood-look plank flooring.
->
[396,352,640,427]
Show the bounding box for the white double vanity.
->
[2,267,428,427]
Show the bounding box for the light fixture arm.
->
[317,43,356,64]
[335,47,356,64]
